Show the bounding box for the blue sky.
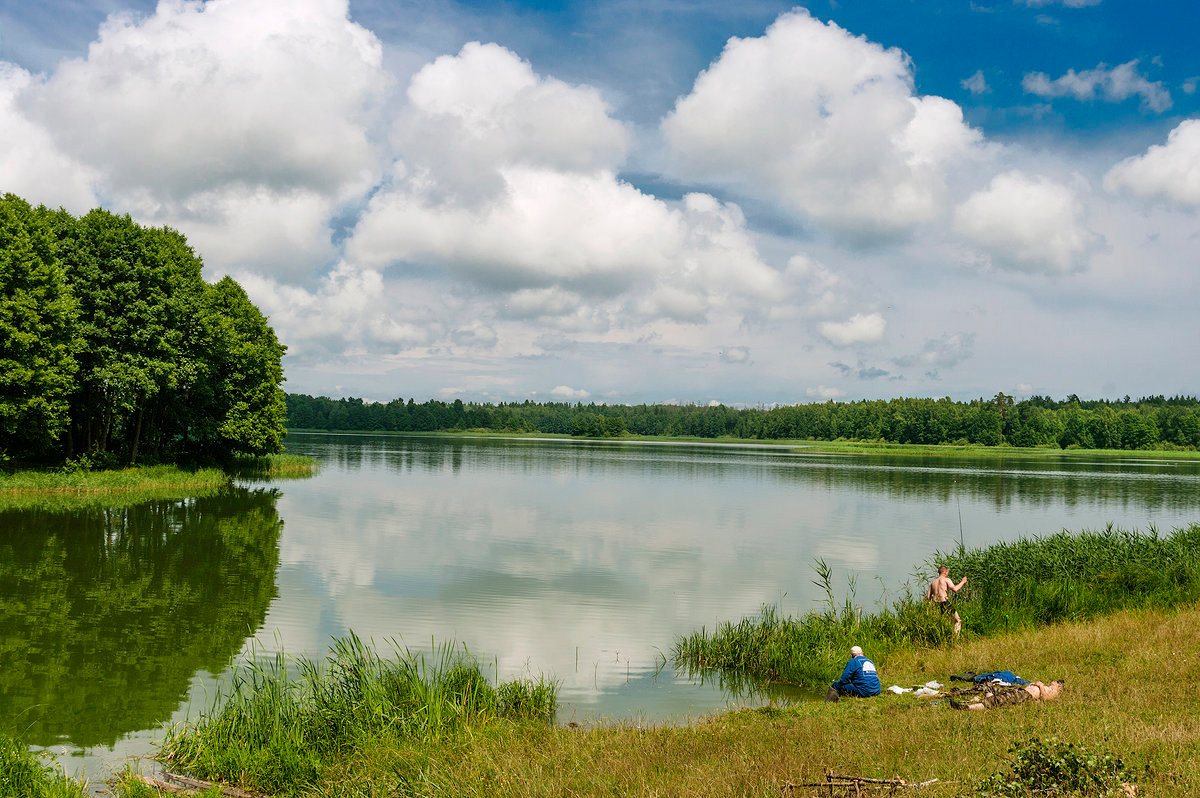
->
[2,0,1198,405]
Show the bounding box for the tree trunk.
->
[130,401,145,465]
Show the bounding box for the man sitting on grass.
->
[826,645,881,701]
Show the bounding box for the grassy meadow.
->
[98,601,1200,797]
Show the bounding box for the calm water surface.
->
[4,433,1200,779]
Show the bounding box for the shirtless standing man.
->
[927,565,967,635]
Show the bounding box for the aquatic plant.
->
[158,633,557,795]
[226,452,317,481]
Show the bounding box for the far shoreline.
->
[284,428,1200,460]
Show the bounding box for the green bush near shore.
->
[675,524,1200,686]
[158,634,557,796]
[0,734,87,798]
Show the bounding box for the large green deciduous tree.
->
[0,193,288,466]
[192,277,288,458]
[0,195,78,461]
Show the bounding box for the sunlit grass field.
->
[102,602,1199,797]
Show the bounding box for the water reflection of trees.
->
[303,435,1200,515]
[0,487,282,747]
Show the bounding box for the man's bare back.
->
[927,566,967,634]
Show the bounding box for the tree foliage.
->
[285,392,1200,451]
[0,193,287,466]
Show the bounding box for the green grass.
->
[157,634,557,796]
[227,453,317,481]
[0,465,228,511]
[674,524,1200,687]
[936,523,1200,634]
[0,735,88,798]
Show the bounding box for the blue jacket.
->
[834,655,881,697]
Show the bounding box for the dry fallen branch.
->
[781,771,939,795]
[132,772,270,798]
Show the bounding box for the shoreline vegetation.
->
[13,600,1200,796]
[287,427,1200,460]
[286,392,1200,452]
[675,523,1200,687]
[0,454,316,510]
[9,525,1198,796]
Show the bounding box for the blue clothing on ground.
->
[974,670,1027,685]
[833,655,881,697]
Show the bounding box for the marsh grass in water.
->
[0,735,87,798]
[0,465,227,511]
[675,524,1200,686]
[227,453,317,481]
[158,634,557,795]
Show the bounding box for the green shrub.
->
[976,737,1130,796]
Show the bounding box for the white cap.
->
[850,645,863,655]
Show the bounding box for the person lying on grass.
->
[927,565,968,635]
[826,645,881,701]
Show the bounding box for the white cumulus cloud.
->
[1022,60,1171,113]
[819,313,887,347]
[0,63,98,212]
[954,171,1101,273]
[1103,118,1200,208]
[661,8,982,242]
[551,385,590,400]
[27,0,387,202]
[348,43,783,324]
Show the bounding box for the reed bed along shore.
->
[228,453,318,480]
[674,524,1200,687]
[144,634,556,796]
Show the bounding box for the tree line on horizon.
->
[286,392,1200,450]
[1,193,287,468]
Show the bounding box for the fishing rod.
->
[957,495,965,553]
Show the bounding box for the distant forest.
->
[286,393,1200,450]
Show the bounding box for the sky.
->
[1,0,1198,406]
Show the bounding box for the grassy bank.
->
[105,602,1200,796]
[287,428,1200,459]
[0,734,88,798]
[0,454,316,510]
[0,465,229,510]
[675,524,1200,687]
[143,634,556,796]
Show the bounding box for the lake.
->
[4,432,1199,779]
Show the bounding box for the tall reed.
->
[674,524,1200,687]
[158,633,557,795]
